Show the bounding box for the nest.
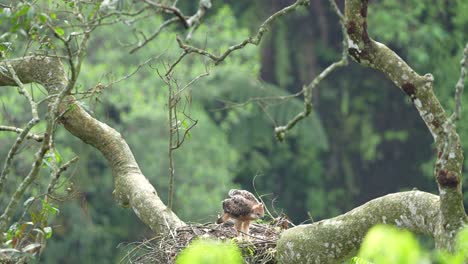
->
[121,216,290,264]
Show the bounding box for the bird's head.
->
[252,203,264,219]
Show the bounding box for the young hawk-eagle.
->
[217,189,264,236]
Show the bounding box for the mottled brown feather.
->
[228,189,259,203]
[218,189,264,237]
[222,196,254,217]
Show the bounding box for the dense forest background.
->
[0,0,467,262]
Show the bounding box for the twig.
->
[274,0,348,141]
[129,17,179,54]
[0,128,51,231]
[185,0,211,29]
[159,66,206,210]
[175,72,209,96]
[118,236,162,264]
[47,156,79,194]
[176,0,309,65]
[165,50,188,77]
[143,0,189,28]
[0,119,39,194]
[210,90,303,112]
[0,125,43,142]
[131,0,211,54]
[0,64,42,194]
[6,62,39,120]
[452,43,468,121]
[99,53,164,88]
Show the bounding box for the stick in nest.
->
[121,216,290,263]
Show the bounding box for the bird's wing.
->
[228,189,259,203]
[222,196,252,217]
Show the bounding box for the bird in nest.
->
[217,189,264,237]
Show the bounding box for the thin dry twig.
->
[452,43,468,121]
[0,126,43,142]
[5,62,39,120]
[129,17,179,54]
[274,0,349,141]
[130,0,211,54]
[122,218,289,264]
[0,120,39,194]
[210,90,304,112]
[0,64,42,194]
[47,156,79,194]
[143,0,190,28]
[175,0,308,66]
[165,50,188,77]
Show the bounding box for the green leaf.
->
[54,27,64,36]
[181,120,189,129]
[54,149,62,164]
[39,13,48,23]
[50,12,56,20]
[42,199,60,215]
[350,256,373,264]
[42,157,52,169]
[176,239,242,264]
[0,42,11,55]
[456,227,468,257]
[15,5,30,17]
[357,225,428,263]
[30,212,39,224]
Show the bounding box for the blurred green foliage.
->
[175,239,242,264]
[356,225,427,263]
[353,225,468,264]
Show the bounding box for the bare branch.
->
[0,125,43,142]
[176,0,309,65]
[165,50,188,77]
[452,43,468,121]
[211,90,304,112]
[274,0,348,141]
[0,119,40,194]
[185,0,211,28]
[129,17,179,54]
[0,58,69,233]
[131,0,211,54]
[47,156,79,194]
[175,72,209,97]
[5,62,39,120]
[0,63,42,194]
[143,0,190,28]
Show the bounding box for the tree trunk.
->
[0,56,184,234]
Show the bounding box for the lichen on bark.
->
[277,191,440,263]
